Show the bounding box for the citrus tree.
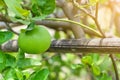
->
[0,0,120,80]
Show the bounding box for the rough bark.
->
[1,38,120,53]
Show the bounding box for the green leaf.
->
[54,31,66,39]
[15,7,30,18]
[3,68,18,80]
[71,64,84,69]
[26,21,35,31]
[99,56,111,71]
[54,31,60,39]
[20,22,35,34]
[5,54,16,68]
[92,64,101,76]
[29,68,49,80]
[0,51,6,72]
[4,0,30,18]
[99,72,112,80]
[10,17,30,25]
[31,0,55,18]
[14,68,23,80]
[0,0,5,9]
[16,58,41,69]
[81,56,93,65]
[16,49,41,69]
[17,49,25,60]
[0,52,16,72]
[0,31,13,45]
[90,54,100,63]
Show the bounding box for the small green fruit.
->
[18,25,51,54]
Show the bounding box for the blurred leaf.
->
[0,0,5,6]
[31,16,47,20]
[0,31,13,45]
[99,56,111,71]
[16,7,30,18]
[10,17,30,25]
[4,0,21,16]
[16,58,41,69]
[26,21,35,32]
[22,69,33,80]
[66,54,75,62]
[99,72,112,80]
[81,56,93,65]
[3,68,18,80]
[29,68,49,80]
[14,68,23,80]
[31,4,41,17]
[71,64,84,69]
[115,54,120,59]
[0,0,5,9]
[91,54,100,63]
[5,54,16,68]
[17,49,25,60]
[92,64,101,76]
[54,31,60,39]
[0,51,5,63]
[0,51,6,72]
[52,54,61,62]
[31,0,55,19]
[4,0,30,18]
[59,31,67,39]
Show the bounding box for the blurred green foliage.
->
[0,0,119,80]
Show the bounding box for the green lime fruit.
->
[18,25,51,54]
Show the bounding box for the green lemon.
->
[18,25,51,54]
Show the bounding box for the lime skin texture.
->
[18,25,51,54]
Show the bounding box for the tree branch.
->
[0,20,102,37]
[57,0,85,38]
[2,38,120,53]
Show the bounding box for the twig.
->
[1,7,19,35]
[46,18,102,37]
[4,22,19,35]
[94,19,105,37]
[72,0,105,37]
[95,2,98,19]
[95,2,119,80]
[0,19,102,37]
[72,0,95,20]
[72,1,119,80]
[94,3,106,37]
[109,54,119,80]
